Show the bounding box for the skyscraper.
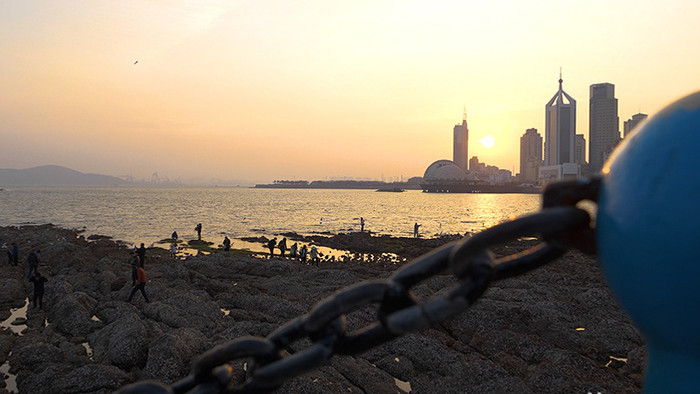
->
[575,134,586,165]
[589,83,620,174]
[623,113,648,138]
[545,73,576,166]
[453,109,469,171]
[519,128,542,182]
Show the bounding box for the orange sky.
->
[2,1,699,184]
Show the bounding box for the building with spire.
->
[453,108,469,171]
[545,71,576,166]
[540,71,580,181]
[589,83,620,174]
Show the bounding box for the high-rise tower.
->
[453,108,469,171]
[623,112,648,138]
[589,83,620,173]
[545,72,576,166]
[519,128,542,182]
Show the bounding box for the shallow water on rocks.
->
[1,298,28,335]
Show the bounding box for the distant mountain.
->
[0,165,128,186]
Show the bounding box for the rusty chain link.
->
[116,176,600,394]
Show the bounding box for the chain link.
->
[116,177,600,394]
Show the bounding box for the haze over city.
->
[2,0,700,184]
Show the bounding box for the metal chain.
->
[116,177,600,394]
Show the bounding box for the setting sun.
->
[479,136,495,149]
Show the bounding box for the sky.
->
[2,0,700,184]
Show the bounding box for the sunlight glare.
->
[479,136,495,149]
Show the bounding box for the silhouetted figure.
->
[223,236,231,251]
[267,238,277,258]
[278,237,287,257]
[137,243,146,267]
[310,245,319,266]
[195,223,202,240]
[414,223,421,238]
[128,266,150,303]
[289,242,298,259]
[360,217,365,232]
[299,244,308,263]
[6,249,12,266]
[171,231,178,240]
[27,250,40,279]
[11,242,18,266]
[170,243,177,258]
[130,251,139,286]
[29,272,48,309]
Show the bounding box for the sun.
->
[479,135,495,149]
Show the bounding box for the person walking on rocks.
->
[137,243,146,267]
[29,272,48,310]
[130,251,140,286]
[278,237,287,258]
[289,242,298,259]
[267,238,277,258]
[223,236,231,251]
[27,249,40,278]
[11,242,19,266]
[195,223,202,241]
[128,265,150,303]
[299,244,308,263]
[310,245,319,266]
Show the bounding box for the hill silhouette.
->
[0,165,127,186]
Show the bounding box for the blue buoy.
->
[597,91,700,393]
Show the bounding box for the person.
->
[137,243,146,267]
[27,249,40,279]
[169,243,177,258]
[414,223,421,238]
[128,265,150,303]
[310,245,319,266]
[11,242,19,266]
[289,242,298,259]
[267,238,277,258]
[360,217,365,232]
[29,272,48,309]
[299,244,308,264]
[171,231,178,240]
[223,236,231,251]
[278,237,287,257]
[6,248,12,266]
[195,223,202,241]
[129,251,139,286]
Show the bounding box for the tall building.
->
[453,109,469,171]
[623,112,648,138]
[545,73,576,166]
[589,83,620,174]
[575,134,586,165]
[519,128,542,182]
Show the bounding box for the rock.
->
[48,292,99,337]
[88,309,150,369]
[139,328,209,383]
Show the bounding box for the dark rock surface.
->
[0,225,646,393]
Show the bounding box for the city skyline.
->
[2,1,700,183]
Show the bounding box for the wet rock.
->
[49,292,98,337]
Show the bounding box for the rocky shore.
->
[0,225,645,393]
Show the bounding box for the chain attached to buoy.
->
[117,177,601,394]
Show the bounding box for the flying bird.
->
[133,60,138,65]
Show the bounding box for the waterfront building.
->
[623,112,648,138]
[519,128,543,183]
[575,134,591,177]
[453,109,469,171]
[589,83,620,174]
[545,73,576,166]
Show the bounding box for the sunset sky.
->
[2,0,699,184]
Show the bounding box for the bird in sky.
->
[133,60,138,65]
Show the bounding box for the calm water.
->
[0,187,541,248]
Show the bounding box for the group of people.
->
[265,237,321,265]
[128,244,149,303]
[3,242,48,310]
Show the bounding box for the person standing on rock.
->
[137,243,146,268]
[278,237,287,258]
[267,238,277,258]
[310,245,319,266]
[360,217,365,232]
[130,251,139,286]
[223,236,231,251]
[11,242,19,266]
[414,222,421,238]
[29,272,48,310]
[195,223,202,241]
[27,249,40,278]
[299,244,308,263]
[171,231,178,240]
[289,242,298,259]
[128,265,150,303]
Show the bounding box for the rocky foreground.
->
[0,225,645,393]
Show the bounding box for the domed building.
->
[421,159,477,192]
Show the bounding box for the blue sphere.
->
[598,91,700,393]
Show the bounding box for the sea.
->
[0,187,541,254]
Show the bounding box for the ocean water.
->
[0,187,541,249]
